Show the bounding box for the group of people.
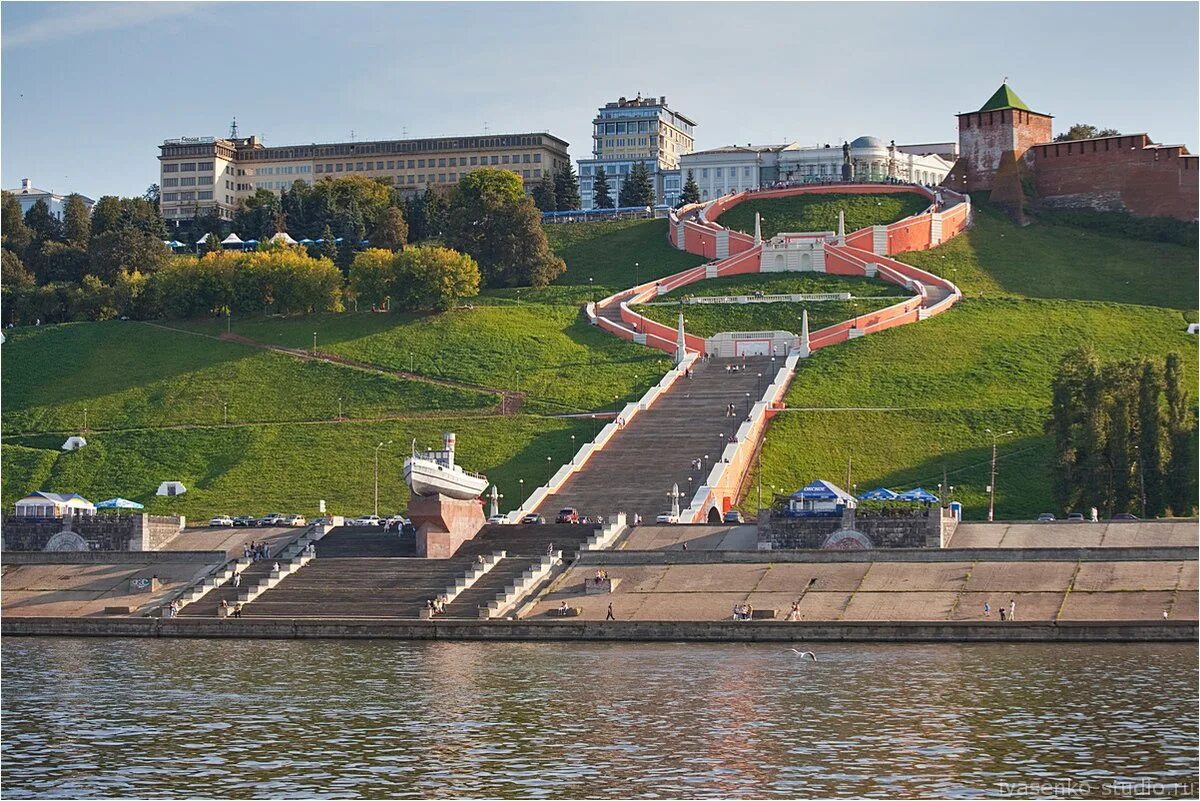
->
[984,600,1017,621]
[426,595,450,614]
[724,402,739,417]
[690,458,706,472]
[218,599,245,618]
[243,541,271,561]
[732,603,755,620]
[593,569,611,585]
[785,601,801,621]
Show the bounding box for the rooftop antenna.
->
[229,117,239,138]
[402,125,408,138]
[484,121,489,134]
[350,130,356,142]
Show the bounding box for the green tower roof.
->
[978,83,1031,112]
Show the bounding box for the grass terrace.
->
[650,272,911,301]
[717,191,931,240]
[545,218,706,288]
[635,299,901,339]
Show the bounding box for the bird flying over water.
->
[788,649,817,661]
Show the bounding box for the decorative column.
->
[798,309,811,358]
[675,312,687,365]
[837,210,846,245]
[753,212,762,245]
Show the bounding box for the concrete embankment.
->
[2,616,1194,643]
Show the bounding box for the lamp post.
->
[985,428,1014,522]
[83,406,88,433]
[757,372,762,395]
[635,261,640,287]
[589,276,595,304]
[744,392,751,416]
[703,453,710,472]
[519,478,525,503]
[337,397,343,420]
[373,440,392,517]
[223,402,228,425]
[570,434,576,463]
[312,331,317,356]
[546,455,552,482]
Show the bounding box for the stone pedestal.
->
[409,494,486,558]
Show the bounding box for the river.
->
[2,638,1196,798]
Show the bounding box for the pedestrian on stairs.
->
[233,572,241,588]
[606,602,615,621]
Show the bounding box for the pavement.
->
[157,525,300,557]
[620,524,757,550]
[1,560,217,617]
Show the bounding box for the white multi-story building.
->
[4,178,94,220]
[578,94,697,208]
[678,137,954,202]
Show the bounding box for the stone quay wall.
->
[3,616,1193,644]
[760,509,943,550]
[1,514,184,552]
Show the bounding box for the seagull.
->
[788,649,817,661]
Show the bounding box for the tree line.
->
[2,169,563,325]
[1050,347,1196,518]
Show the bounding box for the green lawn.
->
[2,322,494,435]
[176,307,673,414]
[1,415,592,522]
[651,272,909,301]
[634,299,900,339]
[545,218,706,288]
[747,298,1197,519]
[898,204,1198,310]
[717,192,931,240]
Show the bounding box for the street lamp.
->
[589,276,595,303]
[744,392,751,415]
[222,401,228,425]
[546,455,553,482]
[373,440,392,517]
[519,478,525,502]
[635,261,640,287]
[337,397,343,420]
[312,331,317,356]
[703,453,710,472]
[570,434,576,463]
[757,372,762,395]
[984,428,1014,522]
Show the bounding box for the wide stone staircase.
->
[535,356,774,521]
[178,533,304,618]
[442,523,601,618]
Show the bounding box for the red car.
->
[555,508,580,524]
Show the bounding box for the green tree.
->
[679,170,701,206]
[592,166,613,209]
[1163,352,1196,515]
[404,193,428,243]
[1,248,34,288]
[2,191,34,258]
[371,206,409,251]
[317,224,338,262]
[235,189,283,241]
[24,199,63,242]
[1137,359,1166,516]
[32,241,90,284]
[445,168,565,288]
[422,185,449,240]
[619,161,656,208]
[533,171,558,211]
[392,245,480,311]
[89,229,168,281]
[1053,124,1120,143]
[144,184,160,206]
[348,248,395,309]
[1075,352,1109,514]
[63,194,92,247]
[89,196,124,238]
[1049,351,1083,512]
[1103,361,1139,515]
[554,163,581,211]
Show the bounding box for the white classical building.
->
[678,137,954,201]
[4,178,95,221]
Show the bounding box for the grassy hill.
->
[544,218,706,289]
[748,198,1199,520]
[650,272,908,300]
[717,191,930,240]
[635,298,900,339]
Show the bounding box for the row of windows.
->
[162,176,213,187]
[694,166,756,179]
[312,152,542,175]
[245,134,556,161]
[255,165,312,176]
[161,161,214,173]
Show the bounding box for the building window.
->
[180,192,195,201]
[715,168,722,177]
[449,173,457,182]
[408,176,415,184]
[438,174,446,183]
[163,192,179,201]
[198,191,213,200]
[418,159,426,168]
[181,163,196,171]
[387,161,395,169]
[356,162,364,171]
[162,178,179,187]
[490,156,499,164]
[449,158,457,167]
[438,158,446,167]
[315,164,324,174]
[376,161,384,170]
[533,169,541,178]
[418,174,425,183]
[470,156,478,165]
[198,162,214,171]
[180,177,196,186]
[163,164,179,173]
[522,154,531,163]
[522,169,530,178]
[533,154,542,163]
[702,168,709,178]
[336,164,343,172]
[408,160,415,168]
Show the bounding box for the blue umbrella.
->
[95,497,145,510]
[859,487,899,501]
[898,487,939,503]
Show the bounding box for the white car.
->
[385,514,409,529]
[487,515,510,525]
[209,515,234,527]
[655,512,680,524]
[352,515,383,526]
[283,515,307,526]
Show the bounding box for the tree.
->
[618,161,655,208]
[392,245,480,311]
[1137,360,1166,516]
[24,199,63,242]
[1054,124,1120,143]
[445,168,565,288]
[1103,361,1139,515]
[679,169,701,206]
[422,185,449,240]
[235,189,283,241]
[348,248,396,309]
[554,163,581,211]
[592,166,613,209]
[63,194,92,248]
[32,241,90,284]
[371,206,409,251]
[144,184,161,207]
[2,191,34,258]
[1163,352,1196,515]
[89,229,168,281]
[317,224,338,262]
[404,193,428,243]
[1,248,34,288]
[532,171,558,212]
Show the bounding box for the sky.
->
[2,1,1197,200]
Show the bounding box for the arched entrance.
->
[774,253,785,270]
[707,506,722,524]
[800,252,812,271]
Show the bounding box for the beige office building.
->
[158,132,571,223]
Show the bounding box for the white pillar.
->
[753,212,762,245]
[837,210,846,245]
[675,312,687,365]
[798,309,811,358]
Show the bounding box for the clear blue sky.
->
[3,2,1197,200]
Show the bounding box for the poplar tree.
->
[63,194,92,247]
[1137,360,1166,516]
[1163,352,1197,515]
[592,167,613,209]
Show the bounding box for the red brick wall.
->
[1031,135,1199,221]
[957,109,1053,191]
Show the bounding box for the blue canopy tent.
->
[95,497,145,510]
[898,487,939,504]
[859,487,899,501]
[299,238,315,245]
[784,479,856,517]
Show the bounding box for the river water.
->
[1,638,1196,798]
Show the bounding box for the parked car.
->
[352,515,383,527]
[656,512,680,524]
[283,515,306,526]
[723,510,745,524]
[520,513,545,525]
[385,514,409,531]
[487,515,509,525]
[1036,513,1056,522]
[209,515,234,527]
[232,515,256,527]
[1112,513,1140,521]
[1066,512,1085,522]
[556,508,580,524]
[311,517,331,527]
[257,513,286,527]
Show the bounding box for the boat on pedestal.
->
[404,432,489,500]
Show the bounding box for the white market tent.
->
[270,232,298,245]
[61,436,87,451]
[156,481,187,497]
[221,233,244,246]
[14,491,96,518]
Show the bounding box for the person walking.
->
[983,601,990,617]
[605,603,615,621]
[1009,599,1016,621]
[233,572,241,588]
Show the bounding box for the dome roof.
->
[850,136,887,150]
